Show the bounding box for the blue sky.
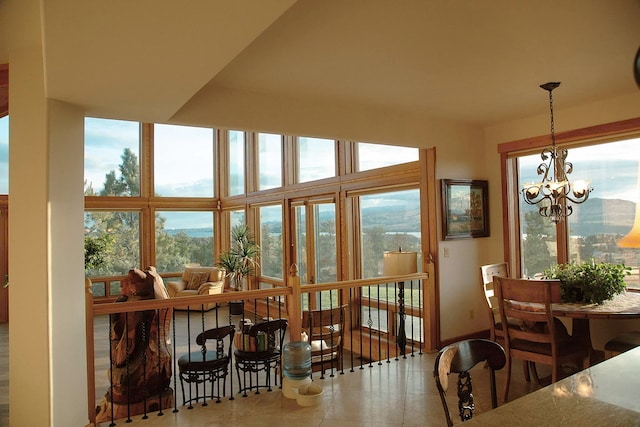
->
[2,116,637,226]
[519,138,640,202]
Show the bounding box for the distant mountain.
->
[523,197,636,236]
[164,197,636,239]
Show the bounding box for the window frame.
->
[499,118,640,278]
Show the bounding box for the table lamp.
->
[383,249,418,357]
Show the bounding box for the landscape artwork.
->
[441,179,489,240]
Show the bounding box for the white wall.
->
[8,1,87,426]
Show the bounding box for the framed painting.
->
[441,179,489,240]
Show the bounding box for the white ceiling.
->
[39,0,640,130]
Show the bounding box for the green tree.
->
[100,148,140,196]
[522,210,553,277]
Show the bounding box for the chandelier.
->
[522,82,592,223]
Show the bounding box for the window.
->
[298,137,335,182]
[84,118,140,196]
[84,210,140,277]
[358,188,422,337]
[357,142,419,171]
[155,211,214,272]
[515,136,640,288]
[0,115,7,194]
[154,124,214,197]
[259,204,283,279]
[230,209,245,232]
[359,189,422,279]
[518,153,558,277]
[258,133,282,190]
[228,130,245,196]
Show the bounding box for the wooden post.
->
[85,278,96,426]
[286,264,303,341]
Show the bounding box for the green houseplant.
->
[216,224,260,291]
[544,260,631,305]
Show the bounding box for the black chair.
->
[234,318,288,396]
[177,325,235,407]
[434,339,506,426]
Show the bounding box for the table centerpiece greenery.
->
[544,260,631,305]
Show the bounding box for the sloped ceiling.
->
[33,0,640,130]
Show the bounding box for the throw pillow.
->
[187,271,210,290]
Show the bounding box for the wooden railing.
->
[85,266,432,426]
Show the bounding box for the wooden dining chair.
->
[494,276,591,402]
[302,305,346,378]
[480,263,537,383]
[434,339,506,426]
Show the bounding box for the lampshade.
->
[617,161,640,248]
[383,251,418,276]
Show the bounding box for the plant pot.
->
[229,300,244,315]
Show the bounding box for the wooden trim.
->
[498,117,640,154]
[421,147,439,351]
[0,63,7,119]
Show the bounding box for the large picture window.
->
[259,204,283,279]
[228,130,245,196]
[84,210,140,277]
[154,124,214,197]
[258,133,282,190]
[358,142,419,172]
[84,118,140,196]
[298,137,335,183]
[155,211,214,271]
[515,136,640,288]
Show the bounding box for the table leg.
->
[572,318,594,365]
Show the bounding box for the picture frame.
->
[441,179,489,240]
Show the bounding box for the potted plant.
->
[216,224,260,291]
[544,259,631,305]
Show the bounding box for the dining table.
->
[464,345,640,425]
[551,290,640,352]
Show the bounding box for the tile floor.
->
[95,350,549,427]
[1,311,551,427]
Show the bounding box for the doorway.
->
[290,198,339,310]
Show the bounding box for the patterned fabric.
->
[187,271,210,290]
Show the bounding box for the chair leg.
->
[502,356,512,402]
[522,360,530,382]
[529,362,540,383]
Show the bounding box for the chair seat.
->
[604,331,640,353]
[178,352,229,371]
[511,337,587,356]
